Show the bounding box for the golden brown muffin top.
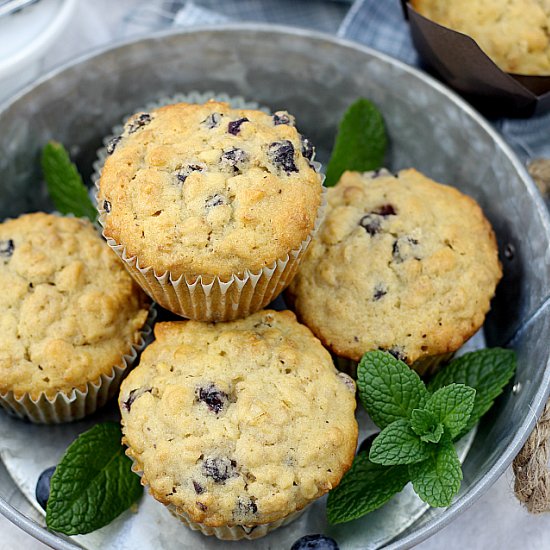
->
[287,169,502,364]
[0,213,150,399]
[120,310,358,527]
[98,101,323,280]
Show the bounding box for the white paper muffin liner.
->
[0,305,156,424]
[127,456,307,541]
[93,91,326,321]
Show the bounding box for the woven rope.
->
[513,160,550,513]
[514,400,550,513]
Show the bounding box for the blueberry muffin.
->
[97,101,324,321]
[412,0,550,75]
[287,169,502,375]
[0,213,150,423]
[119,310,357,540]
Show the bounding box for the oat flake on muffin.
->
[119,310,357,539]
[287,169,502,373]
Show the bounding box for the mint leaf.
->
[357,351,430,429]
[410,409,444,444]
[408,436,462,507]
[46,422,142,535]
[325,98,387,187]
[41,141,97,222]
[429,349,516,439]
[369,418,431,465]
[425,384,476,439]
[327,453,410,524]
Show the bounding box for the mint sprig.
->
[327,453,409,524]
[369,418,431,466]
[46,422,142,535]
[357,350,429,429]
[41,141,97,222]
[327,349,516,524]
[409,435,462,508]
[410,409,444,444]
[429,348,516,439]
[325,98,387,187]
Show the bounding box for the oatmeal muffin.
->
[287,169,502,375]
[119,310,357,540]
[0,213,151,423]
[412,0,550,75]
[97,101,324,321]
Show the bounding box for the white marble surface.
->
[1,1,550,548]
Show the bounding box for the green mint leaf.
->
[424,384,476,439]
[357,351,430,429]
[408,436,462,507]
[327,452,410,524]
[46,422,142,535]
[410,409,444,444]
[325,98,387,187]
[420,424,445,444]
[41,141,97,222]
[429,349,516,439]
[369,418,431,465]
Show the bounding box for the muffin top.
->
[0,213,150,399]
[412,0,550,75]
[287,169,502,365]
[98,101,323,280]
[119,310,358,527]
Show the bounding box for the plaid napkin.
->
[169,0,549,164]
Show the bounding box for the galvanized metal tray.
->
[0,24,549,550]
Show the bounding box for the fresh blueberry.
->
[103,200,111,213]
[220,147,248,172]
[122,387,152,412]
[196,384,229,414]
[202,457,237,483]
[358,432,379,455]
[228,117,249,135]
[290,534,339,550]
[202,112,221,129]
[0,239,14,258]
[126,112,152,134]
[35,466,56,511]
[176,163,205,185]
[205,194,228,208]
[273,111,293,126]
[269,140,298,174]
[106,135,121,154]
[301,136,315,161]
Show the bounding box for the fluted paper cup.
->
[0,305,156,424]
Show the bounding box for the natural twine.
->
[513,400,550,513]
[512,159,550,513]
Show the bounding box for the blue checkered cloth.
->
[166,0,549,163]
